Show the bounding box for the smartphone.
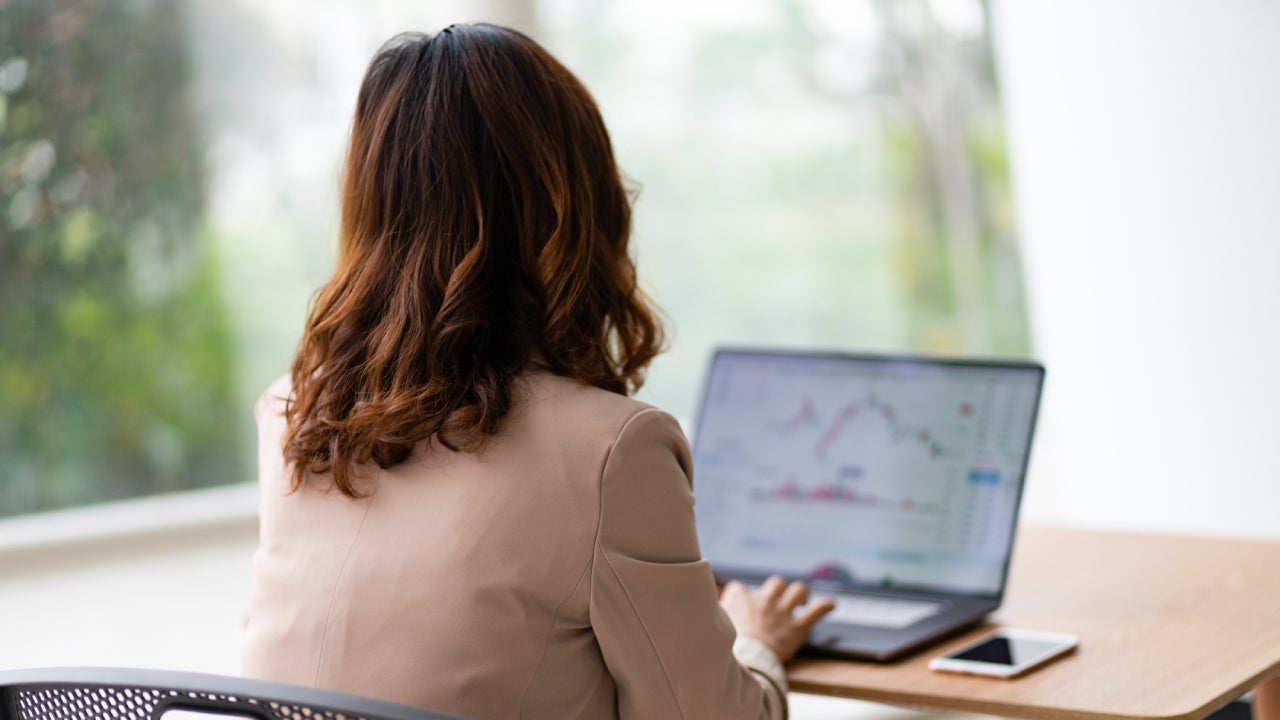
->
[928,628,1079,678]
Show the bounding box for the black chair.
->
[0,668,469,720]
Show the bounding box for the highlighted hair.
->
[284,25,663,494]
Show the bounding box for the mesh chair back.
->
[0,668,469,720]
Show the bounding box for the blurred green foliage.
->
[0,0,243,516]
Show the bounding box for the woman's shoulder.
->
[253,368,686,454]
[519,369,687,448]
[523,368,663,421]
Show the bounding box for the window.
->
[0,0,1026,517]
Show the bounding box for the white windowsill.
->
[0,482,258,558]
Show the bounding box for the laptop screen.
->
[691,349,1044,598]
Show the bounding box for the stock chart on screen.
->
[692,352,1042,596]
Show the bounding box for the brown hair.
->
[283,24,664,494]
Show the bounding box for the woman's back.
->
[244,369,771,718]
[243,23,831,719]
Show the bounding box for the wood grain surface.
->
[787,526,1280,720]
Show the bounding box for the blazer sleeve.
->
[588,407,786,720]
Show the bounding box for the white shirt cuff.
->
[733,635,789,720]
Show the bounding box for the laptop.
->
[690,348,1045,661]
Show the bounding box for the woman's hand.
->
[719,575,837,661]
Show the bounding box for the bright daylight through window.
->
[0,0,1027,517]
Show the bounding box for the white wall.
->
[991,0,1280,538]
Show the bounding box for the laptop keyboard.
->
[817,593,945,629]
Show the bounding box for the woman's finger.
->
[779,580,809,609]
[759,575,787,600]
[795,597,838,628]
[721,580,748,601]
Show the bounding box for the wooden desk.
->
[788,526,1280,720]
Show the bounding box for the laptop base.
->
[802,602,995,662]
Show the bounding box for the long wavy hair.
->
[283,24,664,495]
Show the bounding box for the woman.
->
[242,24,833,719]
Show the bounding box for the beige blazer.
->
[242,369,786,719]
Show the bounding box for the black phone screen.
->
[951,636,1015,664]
[948,634,1068,666]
